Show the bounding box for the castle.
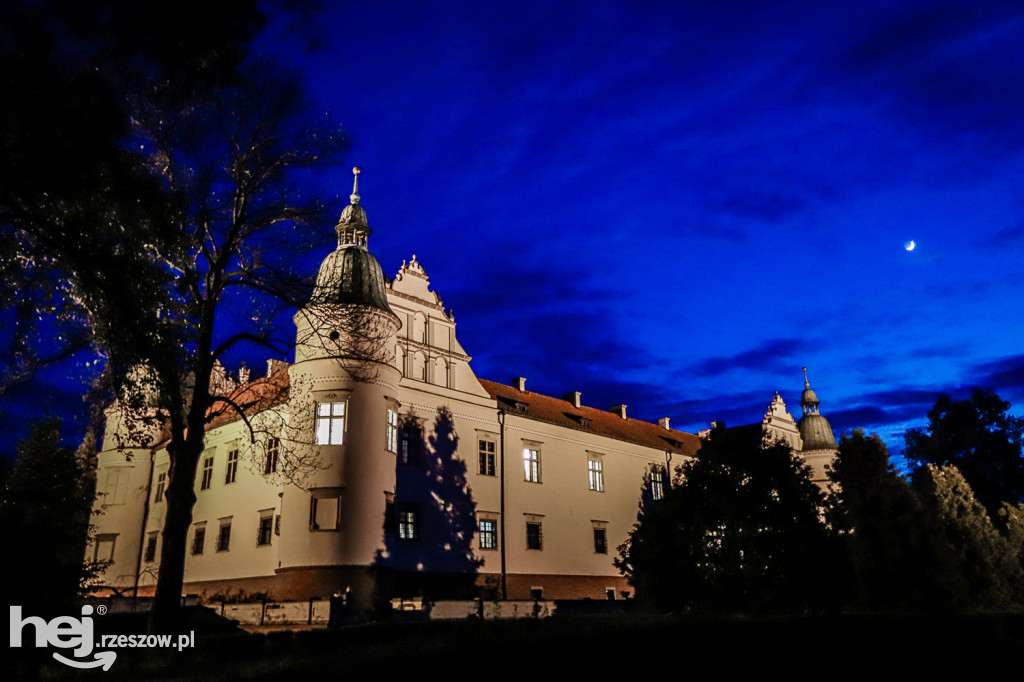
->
[88,170,837,609]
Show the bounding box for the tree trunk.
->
[149,438,201,633]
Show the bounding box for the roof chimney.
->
[563,391,582,408]
[513,377,527,392]
[658,417,670,430]
[611,404,627,419]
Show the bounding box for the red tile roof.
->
[478,379,700,455]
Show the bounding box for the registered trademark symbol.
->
[96,605,107,615]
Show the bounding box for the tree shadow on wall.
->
[374,407,482,603]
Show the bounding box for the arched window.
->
[413,313,427,344]
[412,352,427,382]
[395,346,406,376]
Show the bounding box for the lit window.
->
[191,525,206,555]
[593,527,608,554]
[144,532,158,562]
[217,521,231,551]
[479,440,496,476]
[265,437,280,474]
[523,448,540,483]
[310,492,340,531]
[526,521,542,550]
[225,448,238,484]
[651,469,664,501]
[257,513,273,546]
[154,471,166,503]
[479,519,498,550]
[386,410,399,453]
[200,456,214,491]
[588,457,604,492]
[316,402,346,445]
[399,509,418,541]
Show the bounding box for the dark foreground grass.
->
[16,609,1024,680]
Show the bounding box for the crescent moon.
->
[904,240,916,251]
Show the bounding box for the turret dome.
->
[308,167,395,316]
[797,367,837,451]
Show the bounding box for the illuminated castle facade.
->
[88,171,836,609]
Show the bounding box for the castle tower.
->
[279,168,402,609]
[796,367,838,484]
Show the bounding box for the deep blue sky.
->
[5,0,1024,459]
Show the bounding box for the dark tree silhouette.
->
[1,1,348,632]
[375,407,482,603]
[827,430,957,611]
[0,419,98,613]
[906,389,1024,515]
[617,426,829,613]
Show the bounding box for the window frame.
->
[588,455,604,492]
[478,439,496,476]
[154,471,166,503]
[191,524,206,555]
[386,409,399,454]
[200,456,214,491]
[398,508,418,541]
[479,518,498,550]
[651,468,665,501]
[216,520,232,552]
[265,437,280,475]
[593,527,608,554]
[144,532,158,563]
[257,512,274,546]
[309,490,341,531]
[316,401,346,445]
[225,447,238,485]
[523,447,541,483]
[526,521,543,550]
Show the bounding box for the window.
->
[478,440,496,476]
[310,492,340,531]
[154,471,166,503]
[526,521,542,550]
[479,519,498,550]
[200,456,214,490]
[316,402,346,445]
[104,469,129,505]
[225,448,238,484]
[594,527,608,554]
[257,513,273,546]
[144,532,158,562]
[588,456,604,492]
[274,514,281,536]
[217,521,231,551]
[386,410,398,453]
[530,587,544,600]
[191,525,206,555]
[265,437,279,474]
[651,469,665,501]
[398,508,418,541]
[523,447,540,483]
[399,424,421,465]
[94,534,117,564]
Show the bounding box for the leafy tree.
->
[906,389,1024,515]
[617,426,829,613]
[827,430,958,611]
[0,419,97,612]
[1,1,348,631]
[911,464,1022,611]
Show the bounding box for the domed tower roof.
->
[309,167,395,315]
[797,367,837,450]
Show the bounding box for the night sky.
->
[5,0,1024,461]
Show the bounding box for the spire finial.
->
[803,366,810,388]
[350,166,361,205]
